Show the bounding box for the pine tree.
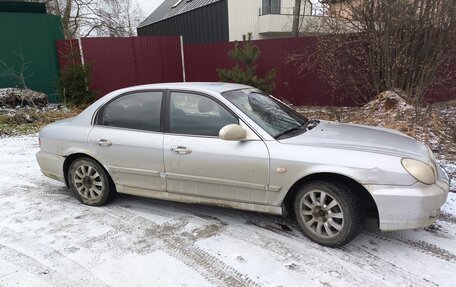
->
[217,34,276,94]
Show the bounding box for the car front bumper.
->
[366,165,450,231]
[36,151,66,184]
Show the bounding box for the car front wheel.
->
[294,180,363,247]
[68,157,113,206]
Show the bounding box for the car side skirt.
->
[116,184,283,215]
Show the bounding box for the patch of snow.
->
[439,160,456,192]
[442,192,456,215]
[0,88,48,108]
[92,251,213,287]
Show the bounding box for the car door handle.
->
[170,146,192,155]
[97,139,112,147]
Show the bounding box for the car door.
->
[163,91,270,204]
[88,90,165,194]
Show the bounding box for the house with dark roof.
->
[137,0,313,44]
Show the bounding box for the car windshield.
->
[222,89,308,138]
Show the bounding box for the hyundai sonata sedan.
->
[36,83,450,247]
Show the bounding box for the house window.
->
[262,0,281,15]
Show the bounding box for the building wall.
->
[279,0,313,15]
[227,0,262,41]
[137,0,229,44]
[326,0,363,19]
[0,12,63,102]
[227,0,313,41]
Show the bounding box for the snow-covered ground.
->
[440,160,456,192]
[0,135,455,287]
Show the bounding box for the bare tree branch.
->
[43,0,144,38]
[290,0,455,107]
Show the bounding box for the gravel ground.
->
[0,135,455,287]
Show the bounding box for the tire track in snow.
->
[439,212,456,224]
[243,210,456,264]
[0,244,78,287]
[340,244,440,286]
[65,205,170,263]
[97,204,263,287]
[202,211,436,287]
[232,224,363,284]
[363,231,456,263]
[0,227,109,287]
[7,182,78,204]
[170,204,429,285]
[162,236,261,287]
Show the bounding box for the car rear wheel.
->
[294,180,363,247]
[68,157,113,206]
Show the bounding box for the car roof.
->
[72,82,255,126]
[114,82,252,94]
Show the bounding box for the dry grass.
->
[0,108,81,137]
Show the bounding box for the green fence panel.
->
[0,12,64,102]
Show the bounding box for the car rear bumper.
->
[36,151,66,184]
[366,166,450,231]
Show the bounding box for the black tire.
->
[293,180,363,247]
[68,157,114,206]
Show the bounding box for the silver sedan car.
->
[36,83,450,247]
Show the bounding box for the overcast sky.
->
[134,0,165,15]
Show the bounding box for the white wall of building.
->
[227,0,313,42]
[228,0,262,41]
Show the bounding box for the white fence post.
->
[78,38,85,65]
[180,35,186,82]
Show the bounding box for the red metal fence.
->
[184,38,349,106]
[56,36,454,105]
[57,36,184,98]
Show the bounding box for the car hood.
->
[279,120,430,161]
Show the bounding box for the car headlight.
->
[401,158,436,185]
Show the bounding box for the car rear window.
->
[96,91,162,132]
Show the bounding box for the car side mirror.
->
[219,124,246,141]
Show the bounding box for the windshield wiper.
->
[274,119,320,139]
[304,119,320,130]
[274,123,307,139]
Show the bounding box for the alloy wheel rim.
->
[300,190,344,238]
[73,165,103,200]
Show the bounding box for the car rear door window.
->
[169,92,238,136]
[98,91,162,132]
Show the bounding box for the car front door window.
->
[169,92,238,136]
